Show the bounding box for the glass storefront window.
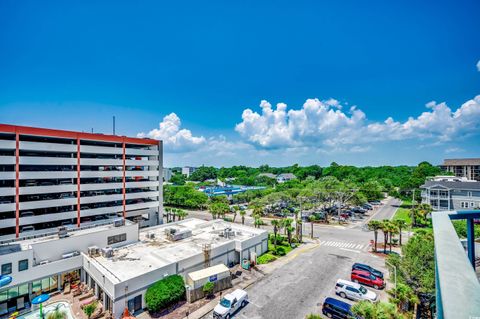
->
[7,287,18,299]
[32,280,42,294]
[18,284,28,296]
[0,290,7,302]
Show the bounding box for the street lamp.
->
[385,260,397,299]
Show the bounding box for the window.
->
[18,259,28,271]
[461,202,469,208]
[1,263,12,275]
[471,202,475,208]
[107,233,126,245]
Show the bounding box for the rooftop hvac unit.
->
[58,226,69,239]
[146,232,155,239]
[113,218,125,227]
[166,228,192,241]
[101,247,114,258]
[88,246,100,257]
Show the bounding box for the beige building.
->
[440,158,480,182]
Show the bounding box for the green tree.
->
[202,281,215,298]
[170,173,186,185]
[232,205,240,223]
[305,315,322,319]
[189,166,217,182]
[388,283,418,313]
[177,209,188,220]
[368,220,382,252]
[351,300,403,319]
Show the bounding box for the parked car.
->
[362,203,373,210]
[335,279,377,302]
[213,289,248,319]
[351,269,385,289]
[370,200,381,205]
[322,297,357,319]
[21,225,35,232]
[352,263,384,279]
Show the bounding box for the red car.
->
[351,269,385,289]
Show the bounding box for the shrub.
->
[83,301,97,319]
[202,281,215,297]
[223,217,233,222]
[257,253,277,264]
[274,247,286,256]
[145,275,186,312]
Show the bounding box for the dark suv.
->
[352,263,383,279]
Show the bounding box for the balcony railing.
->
[432,210,480,318]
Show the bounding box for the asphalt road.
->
[200,199,399,319]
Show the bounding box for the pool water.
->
[16,302,74,319]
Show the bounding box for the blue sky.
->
[1,0,479,167]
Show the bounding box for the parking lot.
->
[201,198,398,319]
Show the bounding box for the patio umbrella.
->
[32,294,50,319]
[0,275,12,288]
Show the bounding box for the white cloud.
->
[477,60,480,71]
[137,113,206,152]
[235,96,480,149]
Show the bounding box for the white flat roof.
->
[187,264,229,281]
[88,218,266,283]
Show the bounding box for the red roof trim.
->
[0,124,160,146]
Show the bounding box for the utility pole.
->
[385,260,397,299]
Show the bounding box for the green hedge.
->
[145,275,186,312]
[257,253,277,264]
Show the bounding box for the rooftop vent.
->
[113,219,125,227]
[146,232,155,239]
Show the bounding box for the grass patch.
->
[393,200,412,224]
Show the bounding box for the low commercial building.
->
[162,168,172,182]
[440,158,480,181]
[420,176,480,211]
[0,218,267,317]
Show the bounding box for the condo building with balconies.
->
[420,176,480,211]
[0,124,163,240]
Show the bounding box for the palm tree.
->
[286,225,295,245]
[232,205,240,223]
[177,209,188,220]
[385,221,397,252]
[239,210,246,225]
[393,219,407,246]
[254,216,263,229]
[271,219,281,250]
[47,304,67,319]
[171,208,177,222]
[282,218,293,236]
[367,220,382,252]
[380,220,390,254]
[296,217,303,243]
[308,215,317,239]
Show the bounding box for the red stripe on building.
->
[122,141,126,219]
[0,124,159,145]
[77,138,81,227]
[15,132,20,238]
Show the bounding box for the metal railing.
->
[432,210,480,318]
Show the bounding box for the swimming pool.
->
[16,302,74,319]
